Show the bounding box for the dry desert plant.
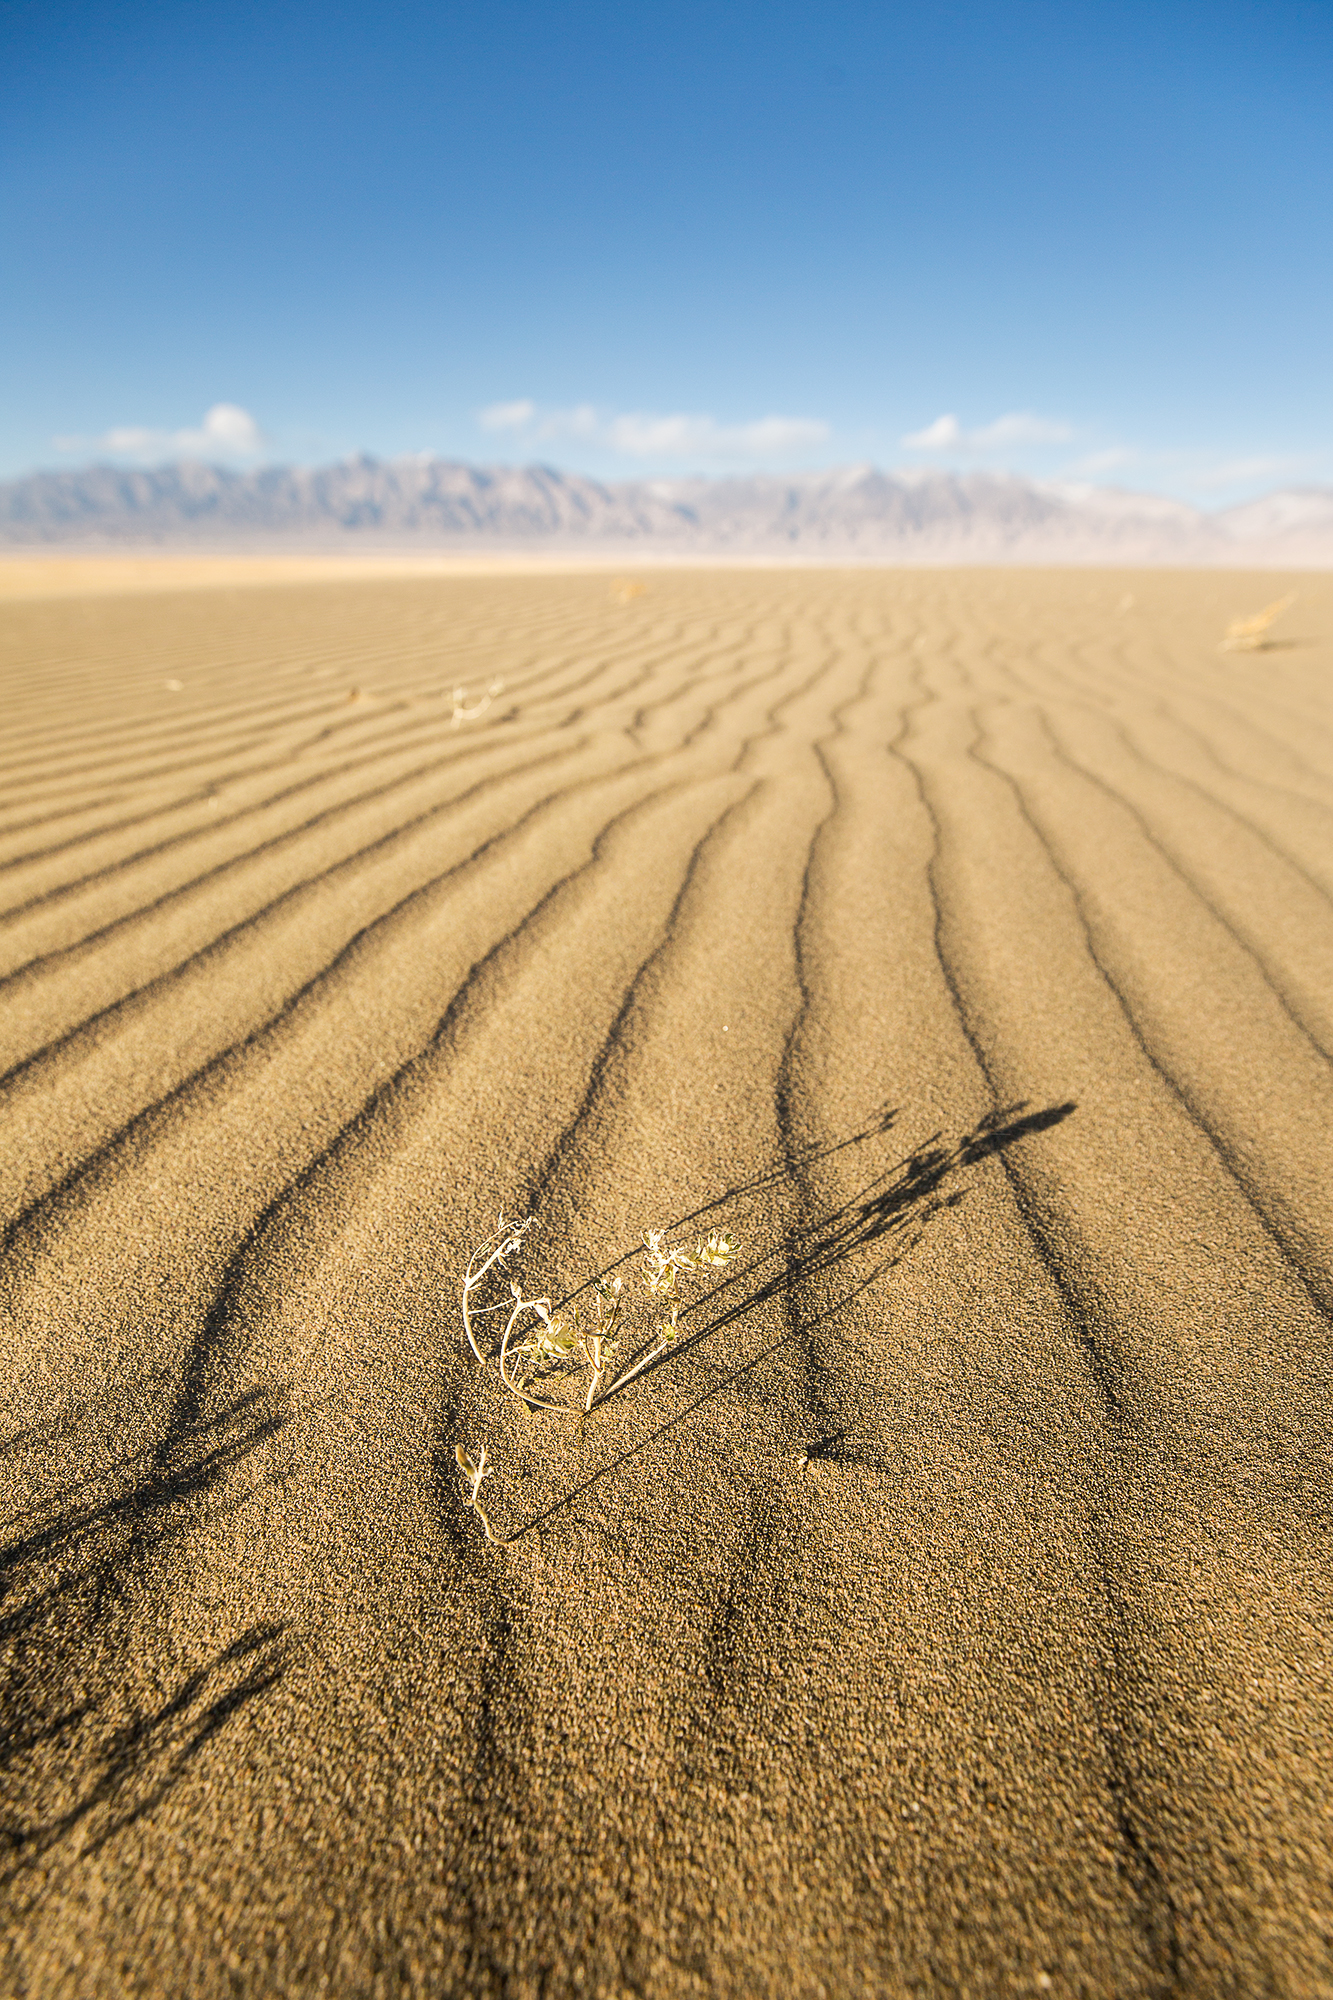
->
[450,679,504,726]
[454,1442,499,1543]
[453,1215,737,1541]
[461,1214,737,1418]
[1221,594,1296,652]
[460,1212,534,1368]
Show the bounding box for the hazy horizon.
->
[7,447,1331,517]
[7,448,1333,572]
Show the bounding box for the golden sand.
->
[0,553,660,604]
[1,566,1331,1995]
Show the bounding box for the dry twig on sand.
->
[460,1213,534,1368]
[454,1216,738,1537]
[449,679,504,726]
[1221,594,1296,652]
[454,1443,499,1542]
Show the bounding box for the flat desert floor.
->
[1,564,1331,1998]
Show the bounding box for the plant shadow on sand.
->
[0,1384,291,1905]
[472,1098,1077,1542]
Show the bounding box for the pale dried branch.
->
[1221,595,1296,653]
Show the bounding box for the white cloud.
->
[974,411,1074,448]
[55,403,266,461]
[1071,446,1138,475]
[476,399,537,431]
[474,400,829,461]
[1070,444,1313,495]
[608,411,829,458]
[538,404,600,440]
[1191,453,1307,490]
[902,409,1073,452]
[902,413,964,450]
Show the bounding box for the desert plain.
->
[1,559,1331,1998]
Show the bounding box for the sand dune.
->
[2,565,1331,1997]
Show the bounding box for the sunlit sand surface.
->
[2,565,1331,1996]
[0,554,650,603]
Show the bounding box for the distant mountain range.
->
[3,456,1332,564]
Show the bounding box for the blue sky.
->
[3,0,1331,501]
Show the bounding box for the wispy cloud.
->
[1070,442,1313,495]
[1190,452,1309,490]
[1070,446,1138,475]
[477,399,538,431]
[475,400,829,460]
[604,411,829,457]
[54,403,267,461]
[534,404,601,441]
[902,410,1073,451]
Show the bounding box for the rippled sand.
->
[2,565,1331,1997]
